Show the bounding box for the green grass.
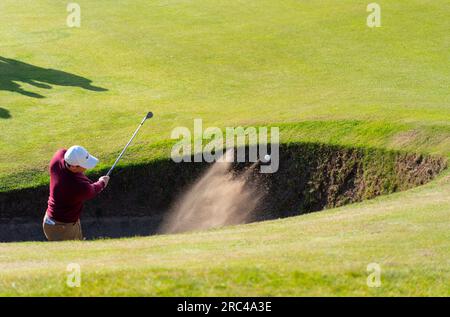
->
[0,0,449,190]
[1,172,449,296]
[0,0,449,296]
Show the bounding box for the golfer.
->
[43,146,110,241]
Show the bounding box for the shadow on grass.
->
[0,56,107,98]
[0,107,11,119]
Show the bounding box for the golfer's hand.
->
[99,176,110,188]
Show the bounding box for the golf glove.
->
[99,176,110,188]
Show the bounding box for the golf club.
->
[106,111,153,176]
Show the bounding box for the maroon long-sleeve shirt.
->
[46,149,105,223]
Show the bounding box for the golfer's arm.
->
[81,180,106,200]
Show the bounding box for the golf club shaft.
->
[106,114,150,176]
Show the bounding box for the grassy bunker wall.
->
[0,142,446,241]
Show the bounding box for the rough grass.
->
[0,171,449,296]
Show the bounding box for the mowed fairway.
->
[1,173,449,296]
[0,0,449,296]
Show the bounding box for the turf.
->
[1,171,449,296]
[0,0,449,190]
[0,0,449,296]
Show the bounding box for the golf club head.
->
[140,112,153,124]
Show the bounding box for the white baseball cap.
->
[64,145,99,169]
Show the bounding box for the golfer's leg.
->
[43,221,66,241]
[42,217,51,240]
[58,221,82,241]
[74,220,83,240]
[43,218,82,241]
